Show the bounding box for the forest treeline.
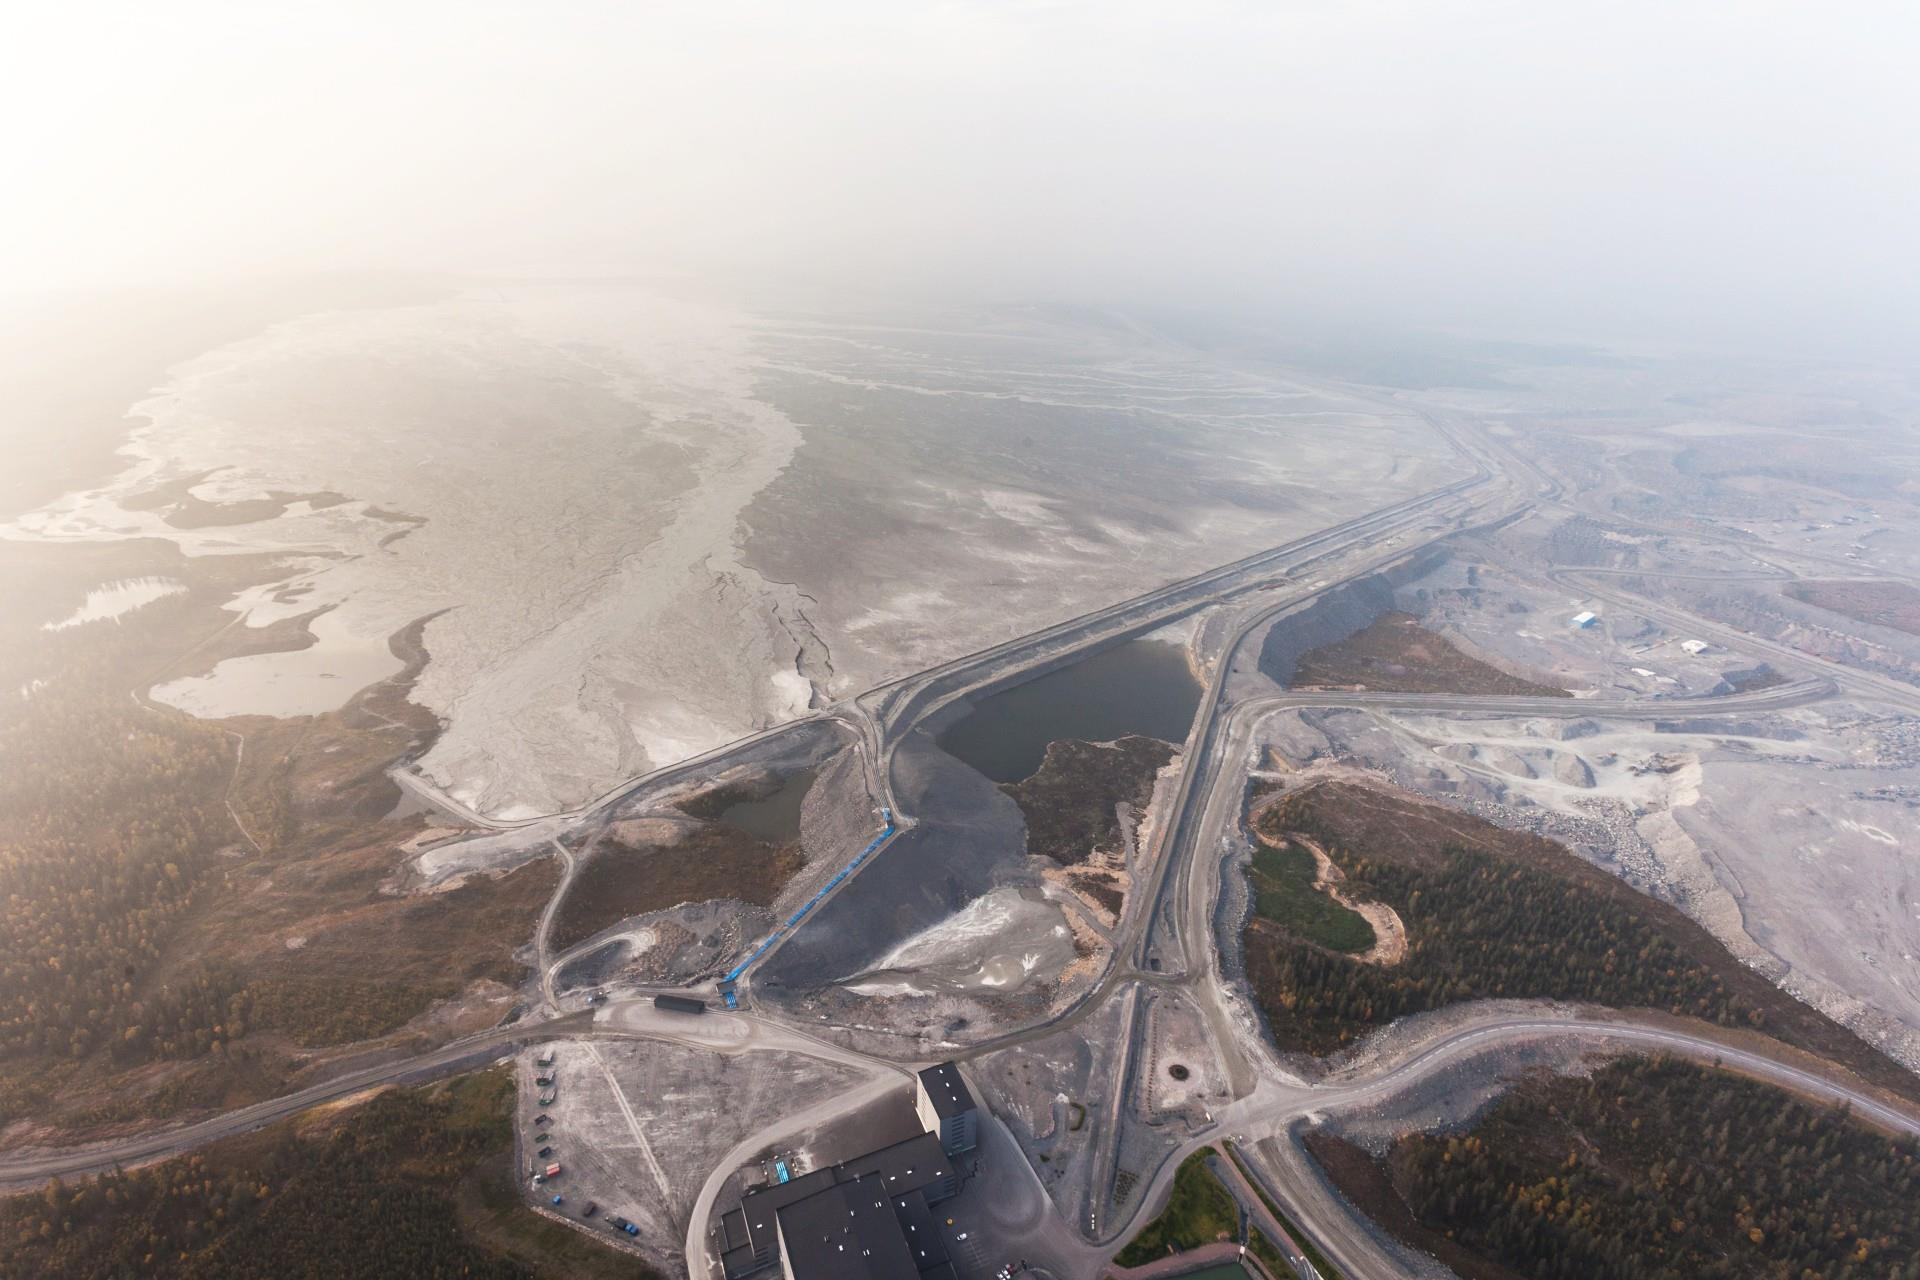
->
[0,683,246,1071]
[0,1069,648,1280]
[1245,790,1758,1053]
[0,588,497,1129]
[1238,782,1920,1109]
[1385,1055,1920,1280]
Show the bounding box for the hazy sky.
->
[4,2,1916,354]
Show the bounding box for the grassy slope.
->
[1113,1150,1241,1267]
[1247,839,1375,954]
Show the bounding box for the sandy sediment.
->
[5,287,1466,819]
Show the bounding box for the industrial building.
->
[914,1062,978,1157]
[717,1061,979,1280]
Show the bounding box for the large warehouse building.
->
[716,1061,980,1280]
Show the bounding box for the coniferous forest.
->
[0,686,244,1069]
[1241,782,1920,1108]
[0,1069,653,1280]
[1244,784,1755,1053]
[1244,838,1758,1052]
[1381,1056,1920,1280]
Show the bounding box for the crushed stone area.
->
[1256,698,1920,1070]
[515,1038,866,1276]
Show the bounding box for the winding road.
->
[9,401,1920,1280]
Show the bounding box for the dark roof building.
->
[915,1063,974,1120]
[915,1062,978,1157]
[775,1177,958,1280]
[720,1131,958,1280]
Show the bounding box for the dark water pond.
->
[715,768,816,843]
[935,638,1201,783]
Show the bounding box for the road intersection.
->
[7,408,1919,1280]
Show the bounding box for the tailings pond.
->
[935,637,1201,783]
[714,768,815,843]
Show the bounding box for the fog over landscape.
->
[5,7,1920,1280]
[4,2,1916,352]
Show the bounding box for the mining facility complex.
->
[718,1065,980,1280]
[9,291,1920,1280]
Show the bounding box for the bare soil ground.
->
[550,824,803,952]
[1291,611,1568,697]
[1784,578,1920,637]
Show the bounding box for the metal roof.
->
[738,1131,954,1263]
[776,1178,921,1280]
[916,1062,976,1121]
